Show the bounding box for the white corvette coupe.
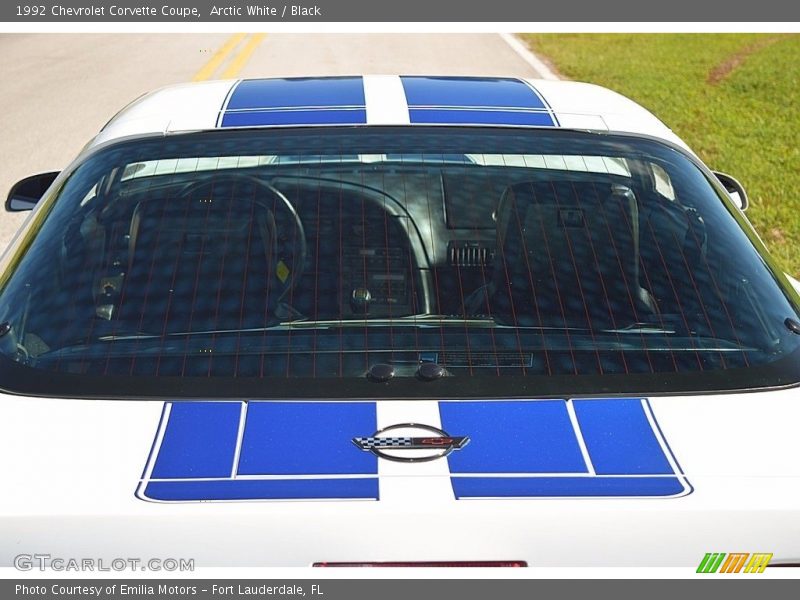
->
[1,76,798,568]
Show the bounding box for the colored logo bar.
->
[697,553,773,573]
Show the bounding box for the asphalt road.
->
[0,33,546,252]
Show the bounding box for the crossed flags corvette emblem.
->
[353,423,470,463]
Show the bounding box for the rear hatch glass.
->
[1,127,798,398]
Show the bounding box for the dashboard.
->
[272,176,430,319]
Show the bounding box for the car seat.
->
[118,181,278,335]
[471,179,656,330]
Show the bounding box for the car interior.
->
[9,139,787,380]
[60,155,718,341]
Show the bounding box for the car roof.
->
[91,75,690,151]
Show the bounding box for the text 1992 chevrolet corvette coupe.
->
[0,76,798,567]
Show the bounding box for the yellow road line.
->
[192,33,247,82]
[221,33,267,79]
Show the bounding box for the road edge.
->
[498,33,560,80]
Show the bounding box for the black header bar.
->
[4,0,800,22]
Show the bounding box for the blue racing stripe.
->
[220,77,367,128]
[151,402,240,479]
[451,476,686,498]
[142,401,378,502]
[401,76,547,109]
[440,398,687,499]
[221,108,367,127]
[141,398,687,502]
[144,478,378,501]
[226,77,365,110]
[400,77,556,127]
[574,399,673,475]
[238,402,377,476]
[439,400,588,473]
[408,108,555,127]
[218,76,558,129]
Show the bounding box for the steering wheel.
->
[178,172,307,308]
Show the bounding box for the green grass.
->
[521,34,800,276]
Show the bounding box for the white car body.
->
[1,390,799,566]
[1,76,798,568]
